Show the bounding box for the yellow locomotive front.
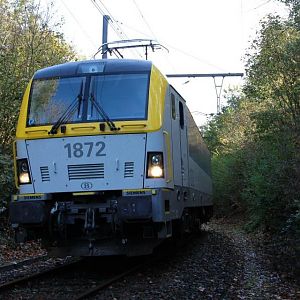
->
[10,59,213,256]
[10,59,176,256]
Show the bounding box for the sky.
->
[41,0,288,125]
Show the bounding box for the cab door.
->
[170,90,189,187]
[178,99,189,187]
[171,91,181,186]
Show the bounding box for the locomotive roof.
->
[33,59,152,79]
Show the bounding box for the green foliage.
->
[204,91,253,215]
[279,0,300,26]
[211,151,245,216]
[0,0,76,151]
[0,0,77,208]
[241,130,299,232]
[0,152,14,209]
[244,14,300,130]
[204,1,300,235]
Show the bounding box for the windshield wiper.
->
[89,93,120,131]
[48,81,83,135]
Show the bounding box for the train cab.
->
[10,59,212,256]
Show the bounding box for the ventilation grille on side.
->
[124,162,134,178]
[40,166,50,182]
[68,164,104,180]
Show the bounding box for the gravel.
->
[0,256,76,286]
[94,220,299,300]
[0,218,299,299]
[0,224,46,267]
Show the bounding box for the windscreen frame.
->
[26,71,150,127]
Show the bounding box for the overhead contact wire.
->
[60,0,98,49]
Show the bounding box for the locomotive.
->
[10,59,213,256]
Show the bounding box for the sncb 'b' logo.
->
[81,182,93,190]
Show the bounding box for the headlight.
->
[147,152,164,178]
[17,159,31,184]
[148,165,163,177]
[19,172,30,184]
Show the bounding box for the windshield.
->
[88,73,149,121]
[27,77,85,126]
[27,73,149,127]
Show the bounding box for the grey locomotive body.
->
[10,59,213,256]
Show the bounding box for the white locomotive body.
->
[10,59,212,256]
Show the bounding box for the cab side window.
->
[179,101,184,129]
[171,93,176,120]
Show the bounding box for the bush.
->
[211,150,246,216]
[0,152,15,210]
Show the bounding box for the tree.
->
[241,10,300,232]
[203,89,256,215]
[0,0,76,150]
[0,0,77,208]
[204,0,300,234]
[244,14,300,134]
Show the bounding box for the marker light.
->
[20,161,28,172]
[17,159,31,184]
[77,62,105,74]
[151,154,162,165]
[147,152,164,178]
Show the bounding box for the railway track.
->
[74,258,155,300]
[0,236,203,299]
[0,254,49,273]
[0,255,151,299]
[0,258,82,293]
[74,235,206,299]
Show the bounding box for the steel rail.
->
[0,258,81,293]
[74,259,153,300]
[166,73,244,78]
[74,235,205,299]
[0,254,47,272]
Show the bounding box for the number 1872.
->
[64,142,106,158]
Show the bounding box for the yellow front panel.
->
[147,65,168,131]
[16,65,168,139]
[16,79,33,138]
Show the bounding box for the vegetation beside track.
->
[202,0,299,279]
[0,0,77,210]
